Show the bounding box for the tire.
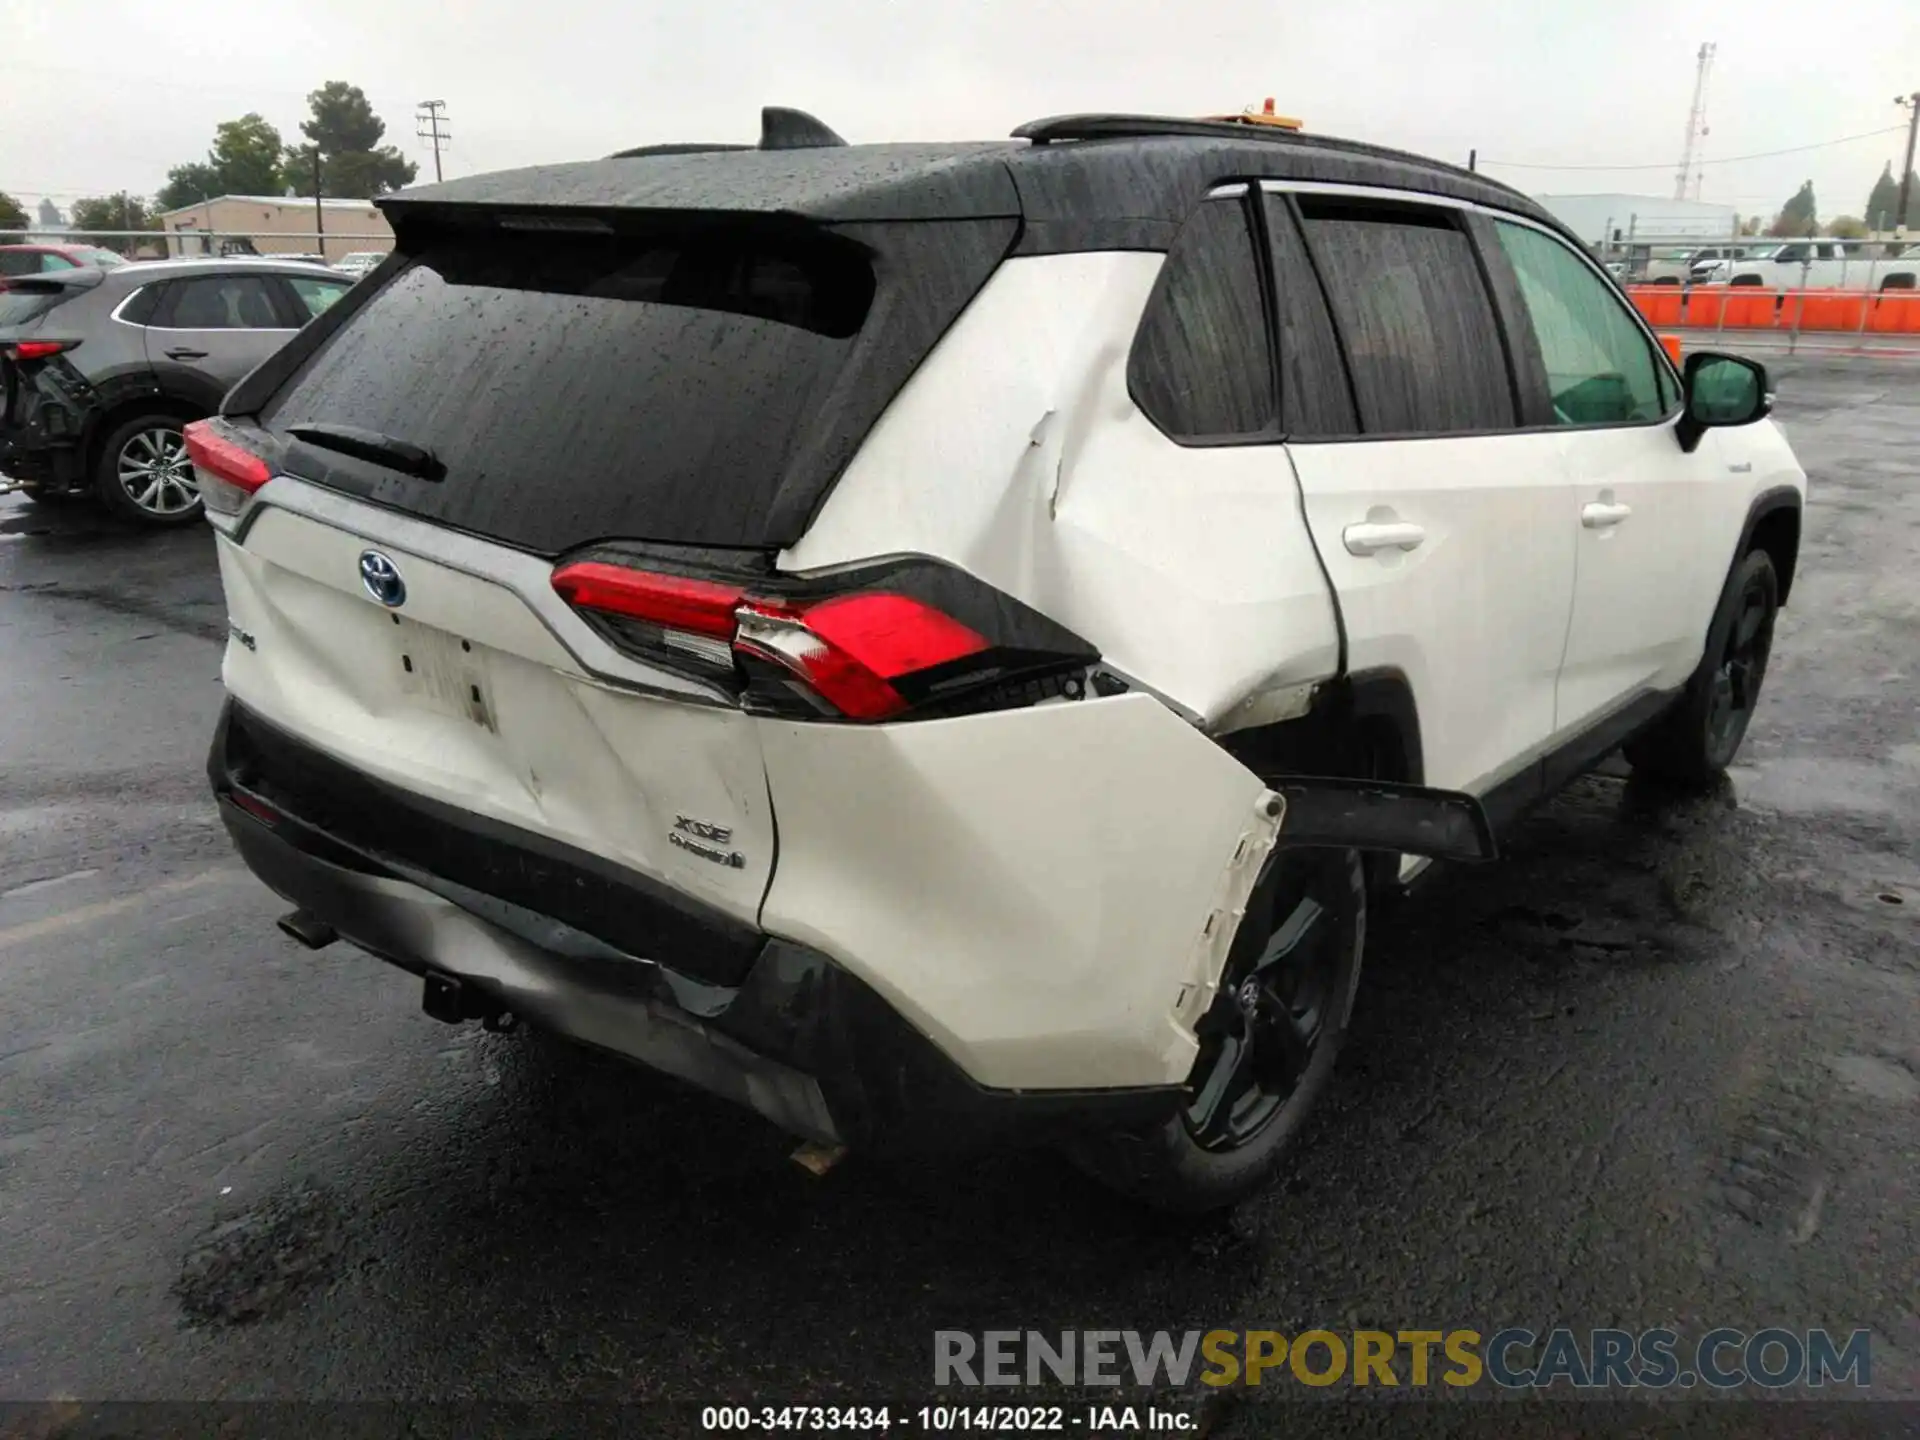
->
[94,413,204,527]
[1066,847,1366,1213]
[1625,549,1779,787]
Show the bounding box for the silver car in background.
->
[332,251,388,280]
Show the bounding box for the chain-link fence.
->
[1584,230,1920,353]
[1590,230,1918,291]
[19,229,391,267]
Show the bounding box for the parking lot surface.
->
[1,355,1916,1436]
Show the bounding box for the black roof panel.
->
[379,118,1564,251]
[382,143,1024,226]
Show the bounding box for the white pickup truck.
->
[1696,241,1920,290]
[1642,245,1750,283]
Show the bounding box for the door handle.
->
[1342,521,1426,556]
[1581,501,1633,529]
[164,348,209,361]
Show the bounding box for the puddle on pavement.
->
[175,1183,345,1326]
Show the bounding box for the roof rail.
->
[760,107,847,150]
[1015,113,1312,146]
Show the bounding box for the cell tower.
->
[1674,42,1716,202]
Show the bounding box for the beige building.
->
[155,195,393,263]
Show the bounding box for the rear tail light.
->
[733,593,989,721]
[551,554,1097,722]
[4,340,74,361]
[184,418,273,516]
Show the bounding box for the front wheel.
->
[95,414,203,527]
[1626,549,1779,786]
[1066,847,1366,1213]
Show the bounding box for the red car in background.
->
[0,243,130,276]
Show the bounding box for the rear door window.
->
[116,283,168,327]
[1128,195,1276,441]
[153,275,288,330]
[1295,198,1516,436]
[1260,196,1357,438]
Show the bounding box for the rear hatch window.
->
[258,215,1014,552]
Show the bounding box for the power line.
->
[416,101,451,183]
[1481,125,1907,172]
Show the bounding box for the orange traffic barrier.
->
[1659,334,1683,366]
[1719,289,1780,328]
[1795,292,1868,331]
[1683,288,1724,327]
[1623,284,1920,333]
[1634,287,1685,326]
[1866,292,1920,334]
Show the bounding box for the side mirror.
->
[1677,351,1770,453]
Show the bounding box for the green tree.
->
[293,82,417,197]
[209,113,286,195]
[156,162,223,213]
[1825,214,1868,239]
[1768,181,1818,237]
[69,193,156,253]
[1865,163,1899,232]
[0,190,28,241]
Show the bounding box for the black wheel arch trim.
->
[1734,484,1802,607]
[83,390,206,480]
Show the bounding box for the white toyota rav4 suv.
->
[193,109,1806,1211]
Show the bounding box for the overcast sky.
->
[3,0,1916,225]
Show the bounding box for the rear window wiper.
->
[285,422,445,481]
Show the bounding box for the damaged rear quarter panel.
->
[781,251,1342,730]
[755,694,1280,1090]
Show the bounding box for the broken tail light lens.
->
[551,555,1097,722]
[733,593,990,720]
[185,419,273,517]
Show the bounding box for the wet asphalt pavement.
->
[0,355,1916,1438]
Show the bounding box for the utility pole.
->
[416,100,451,183]
[1897,92,1920,240]
[1467,148,1477,172]
[1674,42,1716,202]
[310,147,325,258]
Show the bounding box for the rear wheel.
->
[1066,847,1365,1213]
[94,413,203,527]
[1626,549,1779,786]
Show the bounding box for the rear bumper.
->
[1,361,96,487]
[209,700,1183,1150]
[0,426,85,486]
